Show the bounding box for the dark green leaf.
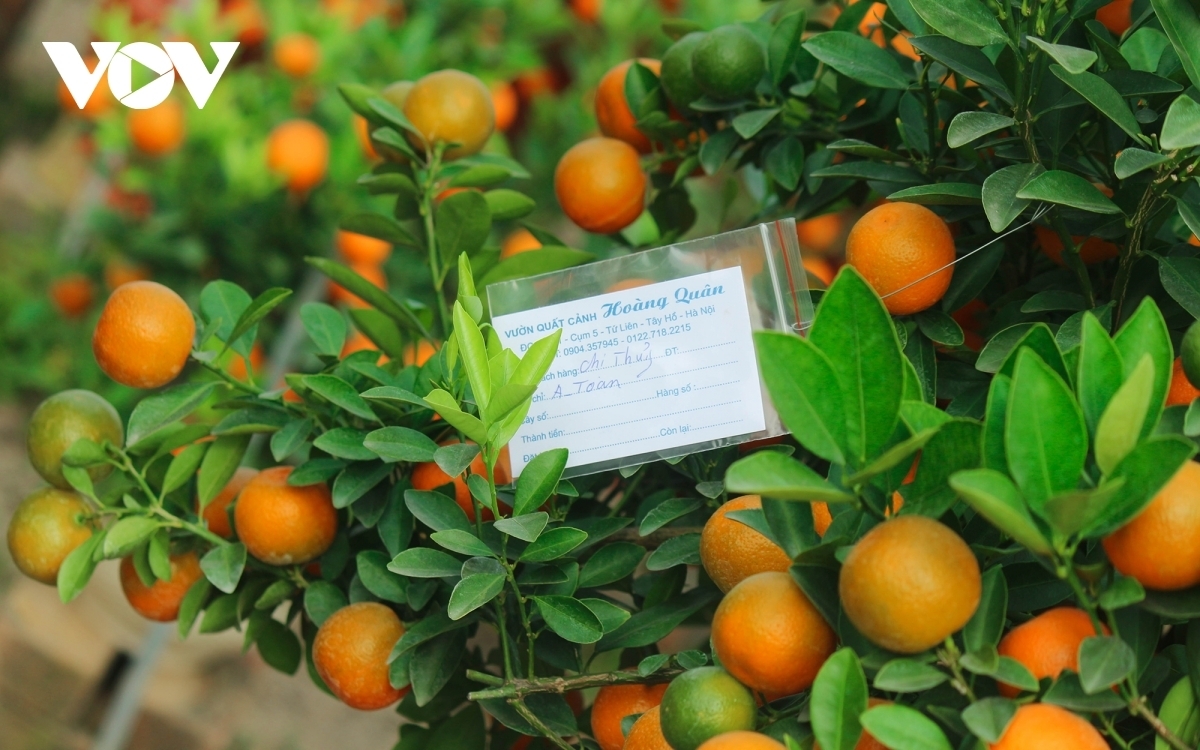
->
[357,550,408,603]
[1016,170,1122,214]
[304,581,347,627]
[907,0,1007,46]
[520,527,587,563]
[909,36,1013,102]
[726,451,855,502]
[483,189,535,221]
[514,448,568,517]
[873,659,949,692]
[1078,635,1137,693]
[1006,351,1088,511]
[860,703,953,750]
[533,595,604,644]
[578,543,645,588]
[200,543,246,594]
[388,548,462,578]
[802,32,910,89]
[364,426,438,463]
[447,573,505,620]
[889,183,982,205]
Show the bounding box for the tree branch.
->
[467,667,686,702]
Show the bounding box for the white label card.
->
[493,267,767,476]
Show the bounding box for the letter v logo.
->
[44,41,119,109]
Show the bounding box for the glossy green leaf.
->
[811,648,869,750]
[1151,0,1200,90]
[802,32,910,89]
[755,332,847,464]
[533,595,604,644]
[302,375,377,420]
[514,448,568,517]
[1030,37,1097,73]
[726,451,855,502]
[1078,635,1137,693]
[946,112,1015,148]
[860,704,953,750]
[447,573,505,620]
[1016,170,1122,214]
[1006,351,1088,511]
[1113,298,1172,439]
[1050,66,1142,141]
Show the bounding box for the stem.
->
[1049,212,1096,307]
[468,667,686,702]
[420,146,451,337]
[511,698,574,750]
[937,638,977,702]
[1132,697,1195,750]
[196,359,261,395]
[494,597,516,680]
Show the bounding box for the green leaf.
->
[766,137,804,192]
[357,171,417,196]
[1115,148,1170,179]
[357,550,408,603]
[226,289,290,354]
[578,543,645,588]
[177,577,211,637]
[645,533,701,570]
[946,112,1016,148]
[431,529,494,558]
[514,448,568,517]
[950,469,1053,555]
[1029,37,1098,73]
[769,11,805,85]
[1159,256,1200,319]
[433,443,479,480]
[595,589,718,651]
[1006,351,1088,512]
[254,619,301,675]
[436,190,491,265]
[303,581,347,627]
[1113,298,1172,439]
[915,310,965,346]
[580,598,631,633]
[332,461,390,509]
[302,375,377,421]
[873,659,949,692]
[802,32,910,89]
[860,703,953,750]
[1151,0,1200,90]
[640,498,703,536]
[447,573,505,620]
[845,427,938,486]
[1078,635,1137,693]
[908,36,1013,102]
[312,428,375,461]
[732,108,781,139]
[200,543,246,594]
[1043,672,1127,711]
[520,527,587,563]
[809,267,904,466]
[1050,66,1143,141]
[1162,94,1200,150]
[726,451,856,502]
[964,567,1009,652]
[1087,436,1195,537]
[211,407,288,436]
[388,548,462,578]
[1016,170,1122,214]
[423,390,487,446]
[533,595,605,644]
[1157,677,1200,750]
[453,302,491,408]
[888,183,982,206]
[58,531,103,603]
[162,441,208,495]
[448,164,512,189]
[1078,314,1125,436]
[908,0,1006,45]
[961,698,1017,744]
[484,189,536,221]
[1099,576,1146,611]
[348,308,405,361]
[826,139,903,161]
[1095,355,1155,474]
[103,517,159,558]
[199,280,251,348]
[477,247,595,287]
[306,257,425,334]
[364,426,438,463]
[755,332,847,464]
[404,490,471,533]
[339,212,417,246]
[126,383,219,447]
[493,513,549,543]
[982,163,1044,233]
[811,648,869,750]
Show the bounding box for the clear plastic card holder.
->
[487,218,814,478]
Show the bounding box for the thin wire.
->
[880,203,1052,299]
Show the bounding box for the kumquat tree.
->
[11,0,1200,749]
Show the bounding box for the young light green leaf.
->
[949,469,1053,555]
[860,703,953,750]
[1095,355,1155,474]
[726,451,855,503]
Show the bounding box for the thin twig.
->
[467,667,686,702]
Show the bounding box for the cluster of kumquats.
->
[13,0,1200,749]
